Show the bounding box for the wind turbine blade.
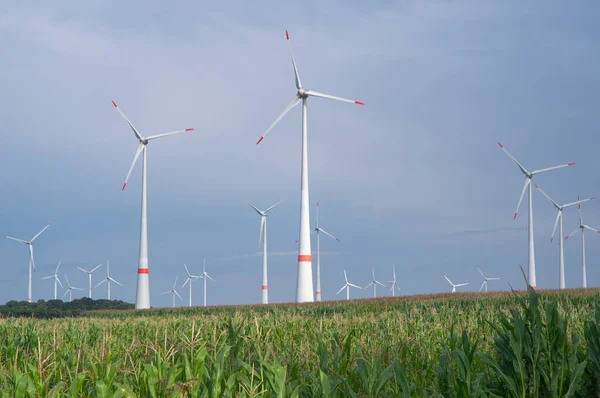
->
[172,276,179,290]
[533,184,560,209]
[365,282,374,289]
[531,163,575,175]
[55,276,63,288]
[316,201,319,227]
[336,285,346,295]
[29,245,35,272]
[550,210,560,243]
[497,143,529,176]
[349,283,362,289]
[456,283,469,287]
[76,267,88,273]
[30,224,51,242]
[61,290,69,299]
[479,281,485,292]
[174,291,183,300]
[206,274,215,282]
[65,275,71,287]
[344,270,348,283]
[55,261,61,274]
[182,278,190,288]
[264,199,285,213]
[477,268,485,278]
[112,101,144,141]
[146,128,194,141]
[184,264,191,277]
[122,143,145,191]
[305,90,364,105]
[108,277,123,286]
[4,236,28,244]
[94,279,107,288]
[41,275,54,280]
[203,258,206,274]
[246,202,264,216]
[256,96,301,144]
[285,30,302,89]
[487,277,501,281]
[514,178,530,219]
[72,287,84,291]
[563,197,595,208]
[319,228,339,241]
[392,264,396,280]
[90,263,103,273]
[375,281,387,288]
[565,228,581,240]
[444,275,453,285]
[259,216,265,248]
[583,225,600,233]
[160,290,171,295]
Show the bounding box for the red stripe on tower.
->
[298,255,312,262]
[138,268,149,274]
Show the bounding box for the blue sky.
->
[1,0,599,306]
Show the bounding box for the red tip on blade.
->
[336,238,340,241]
[185,128,193,132]
[597,230,600,233]
[286,30,289,40]
[534,184,539,189]
[568,162,576,166]
[256,136,264,145]
[513,213,518,220]
[565,236,569,240]
[355,101,364,105]
[497,142,503,148]
[112,101,117,108]
[295,240,299,243]
[122,183,127,191]
[592,197,596,200]
[550,238,553,243]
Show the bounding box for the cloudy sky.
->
[1,0,599,306]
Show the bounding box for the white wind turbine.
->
[256,31,364,303]
[200,259,215,307]
[62,275,83,302]
[364,268,387,298]
[444,275,468,293]
[77,263,103,298]
[498,142,575,289]
[565,197,600,288]
[113,101,194,310]
[94,260,123,300]
[181,264,201,307]
[336,270,362,301]
[389,264,401,297]
[161,276,182,308]
[535,185,593,289]
[5,223,51,303]
[41,261,63,300]
[477,268,500,292]
[246,200,283,304]
[313,202,339,302]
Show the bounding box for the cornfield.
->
[2,288,600,396]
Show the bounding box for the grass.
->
[1,288,600,396]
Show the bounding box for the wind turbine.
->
[313,202,339,301]
[181,264,200,307]
[161,276,182,308]
[94,260,123,300]
[256,31,364,303]
[535,185,593,289]
[336,270,362,301]
[498,142,575,289]
[200,259,215,307]
[5,223,51,302]
[477,268,500,292]
[113,100,194,310]
[444,275,468,293]
[389,264,401,297]
[41,261,63,300]
[77,263,103,298]
[62,275,83,302]
[565,197,600,288]
[364,268,387,298]
[246,200,283,304]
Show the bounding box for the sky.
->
[1,0,599,307]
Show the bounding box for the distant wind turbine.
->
[62,275,83,302]
[565,197,600,288]
[200,259,215,307]
[77,263,103,298]
[113,100,194,310]
[336,270,361,301]
[444,275,468,293]
[313,202,339,301]
[256,31,364,303]
[247,200,283,304]
[389,264,401,297]
[535,185,593,289]
[161,276,182,308]
[477,268,500,292]
[5,223,51,302]
[41,261,63,300]
[498,142,575,289]
[94,260,123,300]
[182,264,200,307]
[364,268,387,298]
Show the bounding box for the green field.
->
[2,288,600,397]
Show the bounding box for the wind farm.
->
[2,2,600,395]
